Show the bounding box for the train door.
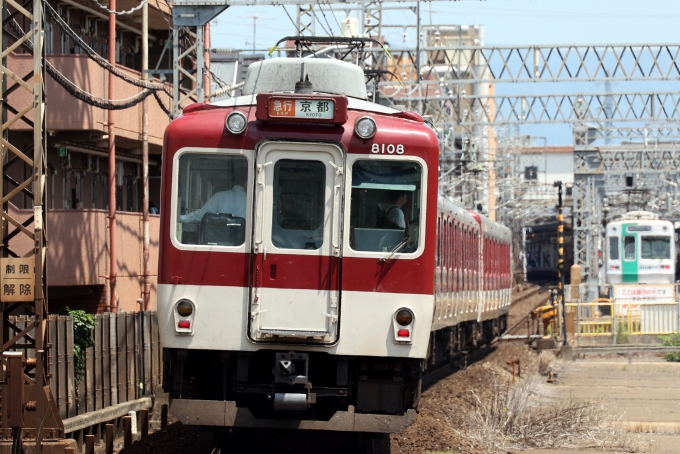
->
[249,141,344,344]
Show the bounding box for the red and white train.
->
[158,56,511,433]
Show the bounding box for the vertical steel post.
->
[142,0,150,310]
[172,26,180,117]
[108,0,117,312]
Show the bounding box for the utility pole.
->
[239,15,270,53]
[142,0,150,310]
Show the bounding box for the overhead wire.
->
[92,0,148,16]
[9,1,174,115]
[281,5,302,35]
[44,1,164,92]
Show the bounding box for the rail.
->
[564,283,680,346]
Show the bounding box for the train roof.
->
[437,195,479,229]
[606,218,673,235]
[437,195,511,243]
[469,210,511,242]
[242,58,368,100]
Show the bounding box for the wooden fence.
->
[7,311,162,422]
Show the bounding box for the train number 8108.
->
[371,144,405,155]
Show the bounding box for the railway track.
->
[422,343,496,391]
[505,285,551,336]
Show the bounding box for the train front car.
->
[158,58,439,432]
[606,213,675,285]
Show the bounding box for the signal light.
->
[397,329,410,337]
[177,320,191,329]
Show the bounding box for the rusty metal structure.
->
[0,0,64,451]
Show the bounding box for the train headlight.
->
[395,309,413,326]
[176,300,193,317]
[354,116,377,139]
[226,111,247,134]
[174,299,195,335]
[393,307,414,344]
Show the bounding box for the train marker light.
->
[177,300,193,316]
[395,309,413,326]
[226,111,247,134]
[355,116,377,139]
[393,307,414,344]
[174,299,195,335]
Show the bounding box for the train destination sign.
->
[268,98,335,119]
[256,93,348,125]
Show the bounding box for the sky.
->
[208,1,680,145]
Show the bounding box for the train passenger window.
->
[349,160,422,253]
[623,236,636,261]
[271,159,326,250]
[641,236,671,260]
[176,153,248,246]
[609,236,619,260]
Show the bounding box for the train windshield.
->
[176,153,249,246]
[349,160,422,253]
[609,236,619,260]
[624,236,636,260]
[641,236,671,260]
[271,159,326,250]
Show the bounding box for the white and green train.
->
[606,211,676,284]
[605,212,676,285]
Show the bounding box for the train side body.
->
[157,57,511,432]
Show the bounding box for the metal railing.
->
[565,283,680,346]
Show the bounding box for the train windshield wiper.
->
[379,234,410,264]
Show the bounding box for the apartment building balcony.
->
[7,204,160,312]
[3,0,176,313]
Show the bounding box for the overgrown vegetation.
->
[464,375,647,452]
[616,320,630,345]
[67,307,96,383]
[660,331,680,361]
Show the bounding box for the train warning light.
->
[177,320,191,329]
[397,329,410,337]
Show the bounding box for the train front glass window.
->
[176,153,248,246]
[609,236,619,260]
[624,236,636,261]
[349,160,422,253]
[271,159,326,250]
[641,236,671,260]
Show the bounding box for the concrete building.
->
[7,0,176,313]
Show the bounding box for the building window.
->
[524,166,538,180]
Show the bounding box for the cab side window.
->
[176,153,248,247]
[349,160,422,253]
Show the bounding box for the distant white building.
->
[520,146,574,186]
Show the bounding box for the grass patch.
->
[660,332,680,362]
[463,375,648,453]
